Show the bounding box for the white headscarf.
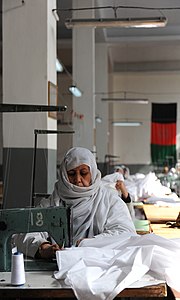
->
[58,147,102,205]
[64,147,98,181]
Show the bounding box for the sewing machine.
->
[0,206,72,272]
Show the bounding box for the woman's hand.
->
[115,180,129,198]
[76,239,86,246]
[38,243,61,259]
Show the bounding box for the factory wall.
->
[108,71,180,171]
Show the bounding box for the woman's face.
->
[67,164,92,187]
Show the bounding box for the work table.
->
[0,271,167,298]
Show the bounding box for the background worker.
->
[101,165,135,219]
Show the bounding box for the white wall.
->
[110,71,180,164]
[72,1,95,151]
[3,0,57,150]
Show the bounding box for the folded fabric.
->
[54,233,180,300]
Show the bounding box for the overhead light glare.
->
[95,116,102,123]
[56,60,83,96]
[69,85,82,97]
[52,9,59,21]
[56,58,63,72]
[101,98,148,104]
[112,121,142,127]
[65,17,167,29]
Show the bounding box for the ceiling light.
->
[65,17,167,29]
[112,121,142,127]
[95,116,102,123]
[52,9,59,21]
[69,85,82,97]
[101,98,148,104]
[57,60,83,97]
[56,58,63,72]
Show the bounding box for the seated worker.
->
[101,165,135,219]
[13,147,136,259]
[116,165,130,179]
[114,165,131,203]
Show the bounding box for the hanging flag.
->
[151,103,177,166]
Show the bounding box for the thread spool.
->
[11,252,26,286]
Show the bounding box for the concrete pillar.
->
[95,43,109,164]
[72,0,95,152]
[2,0,57,208]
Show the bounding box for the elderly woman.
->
[13,147,136,259]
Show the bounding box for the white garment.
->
[54,233,180,300]
[13,147,135,258]
[101,173,124,192]
[101,172,135,220]
[125,172,172,202]
[102,172,124,183]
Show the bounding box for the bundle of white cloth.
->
[124,172,173,202]
[54,233,180,300]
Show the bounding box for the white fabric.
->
[102,173,124,184]
[13,147,135,257]
[144,193,180,206]
[101,173,135,220]
[124,172,173,202]
[55,233,180,300]
[101,173,124,192]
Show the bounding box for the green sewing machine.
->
[0,206,72,272]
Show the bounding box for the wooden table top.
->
[151,223,180,239]
[143,204,180,223]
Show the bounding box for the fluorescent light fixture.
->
[52,9,59,21]
[95,116,102,123]
[112,121,142,127]
[69,85,82,97]
[56,58,63,72]
[101,98,148,104]
[65,17,167,29]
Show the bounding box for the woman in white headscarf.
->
[13,147,136,258]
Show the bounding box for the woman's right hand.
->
[115,180,129,198]
[38,243,61,259]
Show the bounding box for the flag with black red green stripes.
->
[151,103,177,165]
